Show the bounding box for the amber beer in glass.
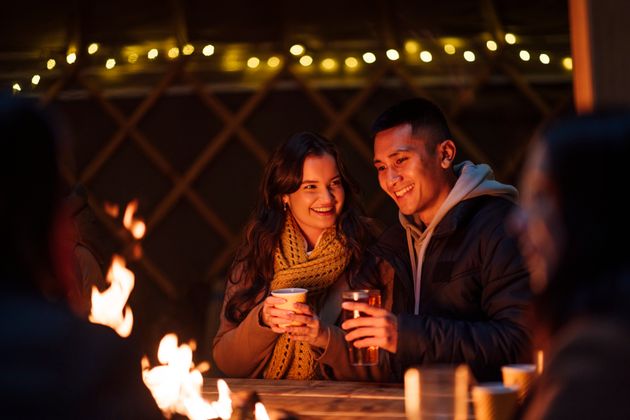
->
[342,289,381,366]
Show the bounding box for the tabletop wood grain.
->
[202,378,406,419]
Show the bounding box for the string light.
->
[30,36,570,83]
[404,40,420,54]
[562,57,573,70]
[299,55,313,66]
[345,57,359,69]
[202,44,215,56]
[321,58,338,71]
[386,49,400,61]
[88,43,99,55]
[419,51,433,63]
[267,56,281,67]
[463,51,476,62]
[182,44,194,55]
[12,83,21,93]
[362,52,376,63]
[519,50,531,61]
[247,57,260,68]
[290,44,305,56]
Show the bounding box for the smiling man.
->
[342,97,533,381]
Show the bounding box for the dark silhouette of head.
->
[0,98,73,300]
[515,110,630,335]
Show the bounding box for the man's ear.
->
[439,140,456,168]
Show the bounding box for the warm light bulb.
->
[562,57,573,70]
[128,53,138,63]
[386,49,400,61]
[321,58,337,71]
[486,40,498,51]
[105,58,116,69]
[404,40,420,54]
[31,74,41,85]
[362,52,376,64]
[247,57,260,68]
[46,58,56,70]
[88,43,99,55]
[539,53,550,64]
[345,57,359,68]
[202,44,215,56]
[182,44,194,55]
[444,44,456,55]
[463,51,476,62]
[66,52,77,64]
[299,55,313,66]
[167,47,179,58]
[519,50,531,61]
[290,44,305,56]
[267,56,281,67]
[12,83,21,92]
[419,51,432,63]
[148,48,158,59]
[505,33,516,44]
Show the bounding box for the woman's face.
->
[283,153,345,248]
[509,140,565,293]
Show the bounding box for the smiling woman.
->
[212,131,406,382]
[282,153,345,249]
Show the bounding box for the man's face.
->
[373,124,453,224]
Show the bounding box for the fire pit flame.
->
[89,254,134,337]
[142,334,236,420]
[123,199,146,239]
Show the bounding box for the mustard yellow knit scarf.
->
[263,213,349,380]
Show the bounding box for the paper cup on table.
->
[472,383,518,420]
[270,288,308,327]
[501,364,537,403]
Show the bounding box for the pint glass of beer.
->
[341,289,381,366]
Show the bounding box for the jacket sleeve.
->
[396,230,533,382]
[312,259,403,382]
[212,273,279,378]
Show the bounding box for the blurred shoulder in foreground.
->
[0,97,163,419]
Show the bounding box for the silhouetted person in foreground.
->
[0,98,162,419]
[509,111,630,419]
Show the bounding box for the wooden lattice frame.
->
[40,5,571,300]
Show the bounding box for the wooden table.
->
[202,378,406,419]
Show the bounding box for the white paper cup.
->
[270,288,308,327]
[501,363,537,402]
[472,383,518,420]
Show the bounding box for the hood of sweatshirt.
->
[397,160,518,314]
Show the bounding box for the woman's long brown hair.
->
[224,132,379,323]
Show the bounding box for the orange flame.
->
[104,201,120,218]
[89,254,134,337]
[123,199,146,239]
[143,334,234,419]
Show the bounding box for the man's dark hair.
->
[371,97,452,147]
